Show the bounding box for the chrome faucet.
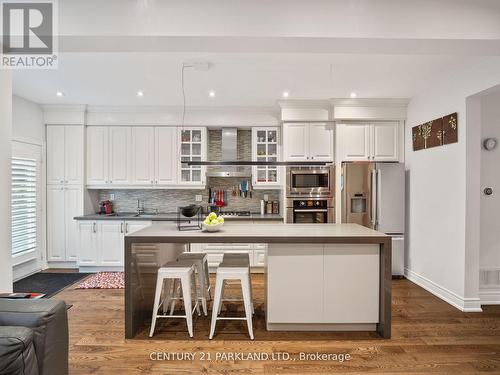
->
[136,199,145,215]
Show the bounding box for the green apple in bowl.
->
[202,213,225,232]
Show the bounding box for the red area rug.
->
[76,272,124,289]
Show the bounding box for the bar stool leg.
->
[196,263,208,316]
[180,273,194,338]
[248,272,254,315]
[204,258,211,300]
[217,280,226,315]
[209,275,224,339]
[240,275,254,340]
[192,271,201,316]
[149,273,164,337]
[169,279,179,315]
[162,278,172,314]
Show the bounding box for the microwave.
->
[286,166,335,197]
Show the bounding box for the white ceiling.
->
[13,53,483,106]
[11,0,500,107]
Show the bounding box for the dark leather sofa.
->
[0,299,68,375]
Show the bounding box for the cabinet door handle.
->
[125,223,129,233]
[60,180,64,184]
[93,222,97,233]
[120,222,124,233]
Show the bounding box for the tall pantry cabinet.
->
[46,125,84,263]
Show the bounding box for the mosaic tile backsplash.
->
[98,183,280,214]
[98,129,281,213]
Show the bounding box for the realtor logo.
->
[1,0,58,69]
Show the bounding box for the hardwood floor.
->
[53,275,500,374]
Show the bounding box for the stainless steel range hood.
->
[206,128,251,178]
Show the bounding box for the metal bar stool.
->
[209,253,254,340]
[149,260,200,338]
[171,252,211,316]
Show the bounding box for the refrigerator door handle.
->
[370,169,376,229]
[376,169,381,230]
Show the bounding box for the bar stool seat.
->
[209,253,254,340]
[149,260,200,338]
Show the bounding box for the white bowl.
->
[202,222,224,232]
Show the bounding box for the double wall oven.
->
[285,166,335,224]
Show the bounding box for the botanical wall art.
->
[412,112,458,151]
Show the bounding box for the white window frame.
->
[11,141,44,279]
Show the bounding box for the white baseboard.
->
[405,268,482,312]
[479,290,500,305]
[46,261,78,269]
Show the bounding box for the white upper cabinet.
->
[86,126,109,185]
[252,127,281,188]
[46,126,65,185]
[337,124,371,161]
[64,126,84,184]
[308,123,334,161]
[109,127,132,185]
[86,126,206,187]
[371,122,399,161]
[283,123,309,161]
[47,125,83,185]
[155,127,177,186]
[283,122,333,162]
[179,127,207,186]
[337,122,400,162]
[131,127,155,185]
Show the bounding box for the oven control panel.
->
[292,199,329,209]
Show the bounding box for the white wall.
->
[0,71,13,292]
[12,96,45,144]
[405,57,500,311]
[480,90,500,269]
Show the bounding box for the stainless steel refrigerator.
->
[341,162,405,276]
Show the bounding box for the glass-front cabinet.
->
[252,127,281,188]
[179,127,207,186]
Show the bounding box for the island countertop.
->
[124,222,392,339]
[125,222,388,243]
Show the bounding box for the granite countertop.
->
[125,222,389,243]
[73,213,283,222]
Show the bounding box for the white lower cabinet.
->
[190,243,268,269]
[47,185,82,262]
[267,243,380,324]
[77,220,152,269]
[99,221,124,266]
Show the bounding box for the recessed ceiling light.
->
[350,92,357,98]
[209,91,215,98]
[137,90,144,97]
[282,91,289,98]
[56,91,64,97]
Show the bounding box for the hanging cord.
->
[179,63,190,161]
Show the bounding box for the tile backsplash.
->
[98,183,280,213]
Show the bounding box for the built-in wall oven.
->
[285,166,335,223]
[286,197,335,223]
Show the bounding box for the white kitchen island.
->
[124,223,392,339]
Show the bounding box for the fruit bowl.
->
[202,212,225,232]
[202,221,224,232]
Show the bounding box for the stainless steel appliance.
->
[341,162,405,275]
[286,197,335,224]
[286,166,334,197]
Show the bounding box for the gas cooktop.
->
[219,210,251,217]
